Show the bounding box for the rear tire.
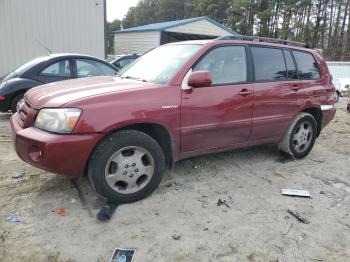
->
[335,91,341,102]
[88,130,165,204]
[10,94,24,113]
[278,113,317,159]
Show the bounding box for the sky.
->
[106,0,139,22]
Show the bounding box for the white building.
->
[0,0,106,76]
[114,16,239,55]
[327,61,350,94]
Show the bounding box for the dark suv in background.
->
[10,36,336,203]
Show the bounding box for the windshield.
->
[118,44,202,84]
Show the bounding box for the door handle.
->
[238,89,252,96]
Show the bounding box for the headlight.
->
[34,108,82,133]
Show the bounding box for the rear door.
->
[180,45,254,154]
[250,47,305,141]
[34,59,73,83]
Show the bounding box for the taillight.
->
[0,96,6,101]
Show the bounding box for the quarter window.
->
[40,60,71,77]
[251,47,287,81]
[292,51,320,80]
[193,46,247,85]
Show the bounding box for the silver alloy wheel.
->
[292,121,313,153]
[104,146,155,194]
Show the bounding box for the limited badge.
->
[110,248,136,262]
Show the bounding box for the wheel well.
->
[119,123,173,168]
[302,108,322,136]
[9,91,25,106]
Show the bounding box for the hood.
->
[25,76,155,109]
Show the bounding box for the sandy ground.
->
[0,99,349,262]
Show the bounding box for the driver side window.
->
[193,46,247,85]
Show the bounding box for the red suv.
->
[10,37,336,203]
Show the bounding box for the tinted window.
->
[40,60,71,77]
[283,50,298,79]
[76,59,116,78]
[193,46,247,85]
[252,47,287,81]
[293,51,320,80]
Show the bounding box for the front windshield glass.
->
[118,44,202,84]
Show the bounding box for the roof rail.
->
[216,35,307,48]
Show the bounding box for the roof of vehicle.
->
[47,53,104,60]
[166,38,315,53]
[115,16,238,35]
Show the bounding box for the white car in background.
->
[332,77,348,102]
[332,78,342,102]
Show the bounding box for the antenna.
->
[35,38,53,54]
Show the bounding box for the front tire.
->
[10,94,24,113]
[278,113,317,159]
[88,130,165,204]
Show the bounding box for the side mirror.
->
[187,71,212,88]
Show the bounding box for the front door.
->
[180,45,253,154]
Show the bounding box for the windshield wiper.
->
[121,75,148,82]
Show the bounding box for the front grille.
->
[17,100,37,128]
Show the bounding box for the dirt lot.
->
[0,100,349,262]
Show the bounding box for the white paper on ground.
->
[281,189,311,197]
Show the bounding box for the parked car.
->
[0,54,118,112]
[108,54,140,71]
[10,37,336,204]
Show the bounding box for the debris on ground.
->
[53,208,69,217]
[110,248,136,262]
[165,182,173,187]
[217,198,231,208]
[12,172,25,179]
[171,235,181,240]
[310,159,326,163]
[96,201,118,222]
[6,215,20,223]
[287,209,310,224]
[281,189,311,198]
[282,222,294,236]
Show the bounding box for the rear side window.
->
[283,50,298,80]
[292,51,320,80]
[251,47,287,81]
[193,45,247,85]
